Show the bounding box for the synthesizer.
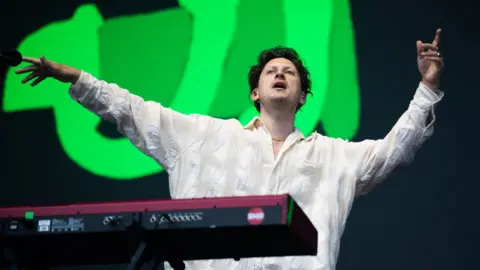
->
[0,194,317,270]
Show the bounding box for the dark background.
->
[0,0,478,269]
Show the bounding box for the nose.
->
[275,71,285,79]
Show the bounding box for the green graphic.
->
[2,0,360,180]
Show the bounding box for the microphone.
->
[0,49,22,67]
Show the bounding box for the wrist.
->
[421,79,439,92]
[67,68,82,84]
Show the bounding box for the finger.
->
[424,56,444,63]
[432,28,441,47]
[421,43,438,51]
[416,41,423,57]
[30,75,47,87]
[421,51,441,57]
[15,65,38,74]
[21,72,39,84]
[22,57,41,65]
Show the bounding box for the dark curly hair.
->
[248,46,313,112]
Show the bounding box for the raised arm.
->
[341,29,445,196]
[15,56,207,172]
[342,83,443,196]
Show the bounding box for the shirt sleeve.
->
[341,82,444,196]
[68,71,206,172]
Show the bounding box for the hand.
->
[15,56,81,86]
[416,29,444,90]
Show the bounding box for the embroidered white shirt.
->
[69,71,443,270]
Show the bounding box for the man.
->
[14,29,444,269]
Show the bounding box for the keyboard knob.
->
[103,216,121,226]
[149,215,157,223]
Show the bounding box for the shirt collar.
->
[243,116,261,131]
[243,116,305,141]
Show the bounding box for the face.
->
[251,58,305,112]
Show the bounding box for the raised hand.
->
[14,56,81,86]
[417,29,444,90]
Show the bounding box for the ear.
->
[299,92,306,104]
[251,88,260,102]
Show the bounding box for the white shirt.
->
[69,71,443,270]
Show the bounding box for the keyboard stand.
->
[126,213,185,270]
[3,246,20,270]
[126,239,149,270]
[3,246,49,270]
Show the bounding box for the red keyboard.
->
[0,194,317,269]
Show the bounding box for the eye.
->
[286,70,295,75]
[266,70,274,74]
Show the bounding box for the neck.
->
[259,107,295,140]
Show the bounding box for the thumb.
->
[416,41,423,58]
[40,56,53,68]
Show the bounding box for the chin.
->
[268,96,293,106]
[274,91,292,99]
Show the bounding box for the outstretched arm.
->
[15,57,206,172]
[69,71,204,171]
[342,29,445,196]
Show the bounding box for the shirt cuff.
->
[68,71,94,102]
[412,82,444,110]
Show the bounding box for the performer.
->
[15,29,444,270]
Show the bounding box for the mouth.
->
[272,81,287,90]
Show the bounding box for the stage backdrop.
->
[0,0,477,269]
